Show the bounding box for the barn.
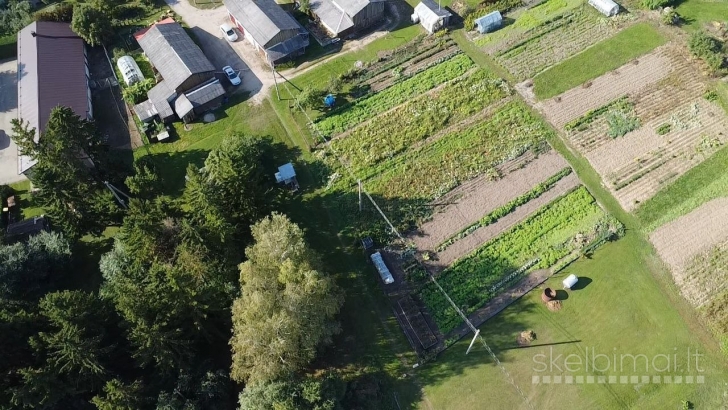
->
[310,0,385,38]
[589,0,619,16]
[224,0,309,64]
[412,0,452,34]
[474,10,502,34]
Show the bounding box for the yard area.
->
[105,2,728,407]
[532,23,667,99]
[677,0,728,31]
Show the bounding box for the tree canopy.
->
[11,107,123,241]
[230,213,343,384]
[71,1,113,46]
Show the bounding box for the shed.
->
[6,215,49,243]
[475,10,502,34]
[589,0,619,16]
[174,79,226,122]
[370,252,394,284]
[413,0,451,34]
[117,55,145,86]
[275,162,300,191]
[310,0,385,38]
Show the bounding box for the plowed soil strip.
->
[410,151,569,251]
[650,198,728,272]
[430,173,581,271]
[537,45,674,128]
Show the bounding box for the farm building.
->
[224,0,309,64]
[589,0,619,16]
[475,10,502,34]
[133,19,225,123]
[16,21,92,175]
[310,0,385,38]
[412,0,452,34]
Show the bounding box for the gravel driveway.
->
[0,59,27,185]
[162,0,412,103]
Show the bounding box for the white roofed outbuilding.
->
[412,0,452,34]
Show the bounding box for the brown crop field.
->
[533,43,727,211]
[650,198,728,306]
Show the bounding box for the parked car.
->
[220,23,238,42]
[223,66,241,86]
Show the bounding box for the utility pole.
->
[358,179,362,211]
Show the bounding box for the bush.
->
[704,89,719,102]
[661,9,680,25]
[34,2,74,22]
[122,78,155,104]
[642,0,670,9]
[606,109,640,138]
[688,31,725,74]
[656,123,671,135]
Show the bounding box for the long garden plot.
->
[536,43,728,211]
[314,50,624,343]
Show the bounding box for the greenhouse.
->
[589,0,619,16]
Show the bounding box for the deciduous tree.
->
[230,213,343,384]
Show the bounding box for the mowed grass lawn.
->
[677,0,728,31]
[635,145,728,232]
[532,23,667,99]
[417,233,728,409]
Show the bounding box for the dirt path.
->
[430,173,580,270]
[410,150,569,251]
[650,198,728,271]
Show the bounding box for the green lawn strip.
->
[451,30,515,83]
[677,0,728,31]
[436,167,573,252]
[417,233,728,409]
[420,187,621,334]
[0,34,16,60]
[9,180,44,219]
[532,23,667,99]
[363,101,553,202]
[330,68,509,178]
[315,53,475,136]
[634,144,728,232]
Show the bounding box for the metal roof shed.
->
[589,0,619,16]
[475,10,502,34]
[370,252,394,284]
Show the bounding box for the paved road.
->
[0,59,27,185]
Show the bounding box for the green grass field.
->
[677,0,728,30]
[634,145,728,232]
[532,23,667,99]
[418,233,728,409]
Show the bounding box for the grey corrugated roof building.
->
[310,0,385,37]
[174,79,226,122]
[135,18,215,91]
[133,19,223,123]
[16,21,92,174]
[225,0,308,63]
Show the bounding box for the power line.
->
[278,73,534,409]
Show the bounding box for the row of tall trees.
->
[4,112,354,408]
